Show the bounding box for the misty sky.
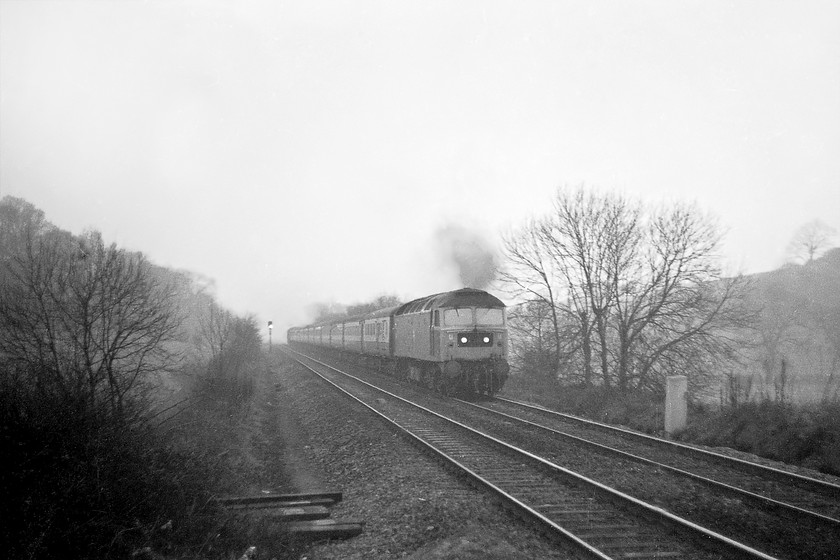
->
[2,1,839,334]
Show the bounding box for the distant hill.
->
[734,247,840,403]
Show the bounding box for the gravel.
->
[282,350,840,560]
[268,352,576,560]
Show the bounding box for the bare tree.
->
[501,186,753,393]
[0,224,180,420]
[0,196,51,256]
[787,219,837,263]
[540,189,641,387]
[611,204,753,391]
[196,296,234,376]
[346,294,402,316]
[308,300,347,322]
[195,295,262,386]
[816,305,840,402]
[500,219,568,380]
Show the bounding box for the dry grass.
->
[502,372,840,476]
[0,352,283,559]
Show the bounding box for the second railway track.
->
[284,347,796,560]
[480,396,840,525]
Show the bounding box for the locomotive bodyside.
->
[392,288,509,394]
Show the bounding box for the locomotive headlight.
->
[461,336,468,344]
[483,336,490,344]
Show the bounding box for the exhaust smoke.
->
[435,224,497,289]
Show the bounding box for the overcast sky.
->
[2,0,839,334]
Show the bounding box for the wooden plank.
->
[271,505,331,521]
[224,497,337,510]
[216,491,342,507]
[284,518,365,539]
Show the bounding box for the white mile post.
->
[664,375,688,436]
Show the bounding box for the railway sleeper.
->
[573,524,641,535]
[598,542,681,555]
[601,544,680,557]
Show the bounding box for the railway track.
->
[284,347,779,560]
[476,396,840,527]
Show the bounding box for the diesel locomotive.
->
[287,288,510,395]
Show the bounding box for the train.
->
[287,288,510,396]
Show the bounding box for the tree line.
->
[500,187,755,395]
[309,293,403,323]
[0,195,264,558]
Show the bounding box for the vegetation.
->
[501,186,753,394]
[500,187,839,475]
[2,182,836,560]
[0,196,265,558]
[786,219,836,264]
[683,401,840,475]
[308,293,402,322]
[734,247,840,405]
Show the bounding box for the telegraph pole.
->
[268,320,273,351]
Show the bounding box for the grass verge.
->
[502,373,840,476]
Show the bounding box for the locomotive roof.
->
[394,288,505,316]
[292,289,504,329]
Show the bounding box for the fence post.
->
[665,375,688,436]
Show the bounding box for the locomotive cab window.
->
[475,308,504,326]
[443,308,473,326]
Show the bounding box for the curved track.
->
[284,347,779,560]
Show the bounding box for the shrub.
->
[505,375,840,475]
[503,377,664,434]
[682,401,840,476]
[0,378,223,559]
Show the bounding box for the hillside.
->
[734,248,840,403]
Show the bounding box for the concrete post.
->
[664,375,688,436]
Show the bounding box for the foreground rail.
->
[283,348,779,560]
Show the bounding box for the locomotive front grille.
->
[456,332,494,347]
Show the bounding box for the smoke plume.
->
[435,224,498,289]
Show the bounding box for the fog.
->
[2,0,839,335]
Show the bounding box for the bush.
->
[505,375,840,476]
[681,401,840,476]
[195,313,262,408]
[0,379,223,559]
[0,198,267,558]
[503,376,664,434]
